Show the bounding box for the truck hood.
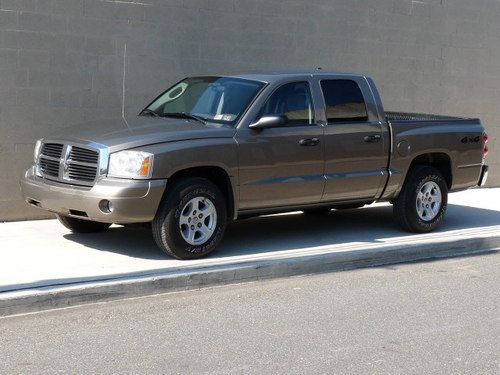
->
[47,116,236,151]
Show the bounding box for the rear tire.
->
[152,177,227,260]
[393,166,448,233]
[57,215,111,233]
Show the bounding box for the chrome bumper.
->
[20,166,167,224]
[478,165,489,187]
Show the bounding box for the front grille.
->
[41,143,63,158]
[36,142,101,186]
[39,157,60,177]
[69,146,99,164]
[67,164,98,182]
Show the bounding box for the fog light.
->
[99,199,114,214]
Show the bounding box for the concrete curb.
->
[1,235,499,317]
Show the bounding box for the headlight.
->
[33,139,42,162]
[108,151,154,179]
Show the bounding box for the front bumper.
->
[20,166,167,224]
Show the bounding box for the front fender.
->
[138,138,238,180]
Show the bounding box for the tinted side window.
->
[320,80,368,123]
[261,82,314,126]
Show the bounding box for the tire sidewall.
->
[407,170,448,231]
[163,181,227,259]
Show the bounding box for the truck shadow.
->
[63,203,500,260]
[220,203,500,256]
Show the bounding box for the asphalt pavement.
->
[1,251,498,374]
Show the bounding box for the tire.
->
[393,165,448,233]
[152,177,227,260]
[57,214,111,233]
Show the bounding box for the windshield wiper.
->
[162,112,207,124]
[139,108,160,117]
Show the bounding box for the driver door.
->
[235,80,325,210]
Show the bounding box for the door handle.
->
[363,135,381,143]
[299,138,320,146]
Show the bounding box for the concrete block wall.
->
[0,0,499,221]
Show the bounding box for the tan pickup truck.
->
[21,71,489,259]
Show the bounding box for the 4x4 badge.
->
[461,136,480,144]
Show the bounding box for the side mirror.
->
[249,115,287,130]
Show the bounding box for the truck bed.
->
[385,111,468,122]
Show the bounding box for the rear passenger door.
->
[320,78,388,202]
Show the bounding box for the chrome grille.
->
[38,157,60,177]
[36,142,102,186]
[41,143,63,158]
[67,164,98,182]
[69,146,99,164]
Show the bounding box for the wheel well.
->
[408,153,452,189]
[167,166,235,220]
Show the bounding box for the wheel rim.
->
[179,197,217,246]
[416,181,442,222]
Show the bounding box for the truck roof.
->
[222,69,364,83]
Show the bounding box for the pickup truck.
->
[20,71,489,259]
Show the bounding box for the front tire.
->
[152,177,227,260]
[57,215,111,233]
[393,166,448,233]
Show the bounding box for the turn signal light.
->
[139,157,152,177]
[483,132,489,156]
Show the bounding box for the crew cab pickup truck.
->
[20,71,489,259]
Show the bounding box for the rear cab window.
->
[320,80,368,123]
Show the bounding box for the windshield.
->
[144,77,265,126]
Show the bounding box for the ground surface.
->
[1,252,498,374]
[1,188,499,293]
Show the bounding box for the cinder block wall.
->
[1,0,499,221]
